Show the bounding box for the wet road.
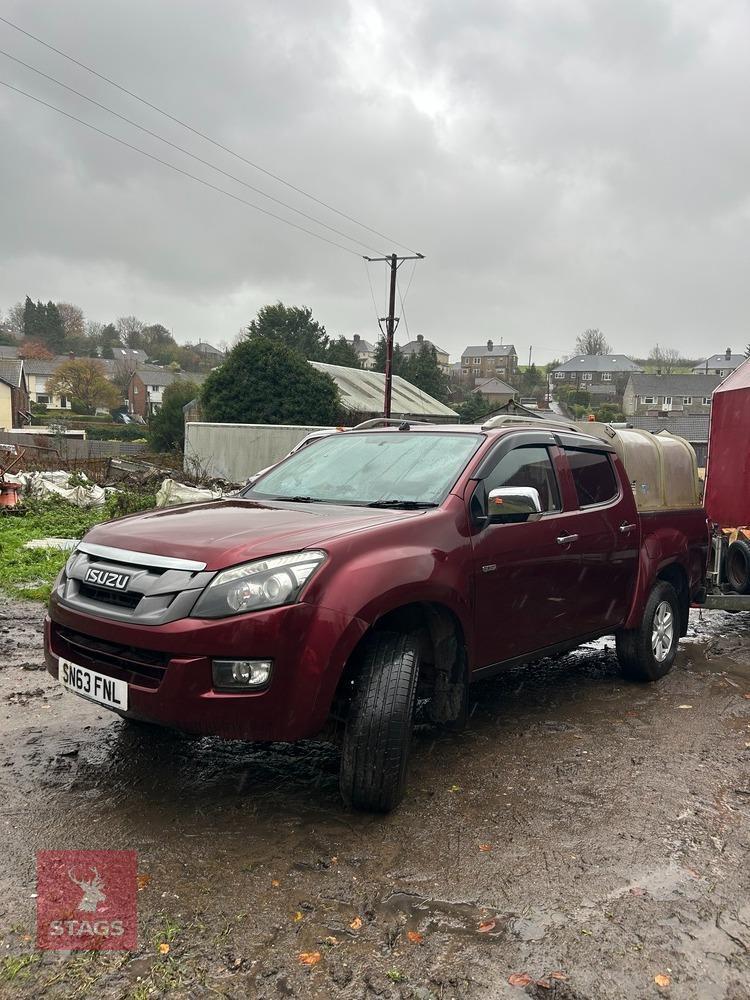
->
[0,601,748,999]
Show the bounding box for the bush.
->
[148,380,201,452]
[71,398,96,415]
[30,401,48,415]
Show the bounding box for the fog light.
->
[212,659,273,690]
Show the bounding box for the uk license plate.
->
[59,658,128,711]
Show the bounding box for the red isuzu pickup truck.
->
[45,421,708,810]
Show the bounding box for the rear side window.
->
[566,449,618,507]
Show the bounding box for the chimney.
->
[417,334,424,343]
[487,339,493,352]
[725,347,731,360]
[353,334,360,343]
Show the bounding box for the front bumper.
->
[45,595,368,741]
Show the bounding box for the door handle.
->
[619,523,637,534]
[556,533,579,545]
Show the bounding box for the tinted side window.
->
[484,446,561,512]
[566,449,618,506]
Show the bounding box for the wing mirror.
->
[486,486,543,523]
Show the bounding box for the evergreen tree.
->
[325,336,362,368]
[246,303,329,361]
[405,343,449,403]
[202,337,341,425]
[148,380,201,452]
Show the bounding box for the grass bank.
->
[0,493,155,602]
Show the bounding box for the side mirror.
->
[487,486,543,523]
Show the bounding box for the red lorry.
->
[45,421,708,810]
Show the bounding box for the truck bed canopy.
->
[704,359,750,528]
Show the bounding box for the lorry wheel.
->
[340,631,420,812]
[726,540,750,595]
[616,581,680,682]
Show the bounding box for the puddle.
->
[380,891,561,941]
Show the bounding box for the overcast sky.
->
[1,0,748,364]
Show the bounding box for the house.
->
[0,345,19,359]
[550,355,642,400]
[308,361,458,422]
[692,348,745,377]
[194,342,225,359]
[401,334,450,372]
[460,341,517,385]
[472,376,517,406]
[0,360,30,429]
[23,356,78,409]
[626,414,711,467]
[111,347,147,366]
[346,334,376,369]
[128,368,205,417]
[622,374,721,418]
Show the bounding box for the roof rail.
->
[352,417,432,429]
[481,414,579,433]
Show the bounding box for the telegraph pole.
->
[364,251,424,417]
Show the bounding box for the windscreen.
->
[245,432,483,506]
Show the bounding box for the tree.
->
[649,344,681,374]
[575,328,610,356]
[406,343,449,402]
[202,337,340,425]
[56,302,85,341]
[116,315,145,348]
[0,326,17,346]
[18,340,54,360]
[326,336,361,368]
[372,338,409,377]
[23,297,66,352]
[245,303,329,361]
[47,358,120,412]
[456,392,494,423]
[5,302,25,339]
[148,379,200,452]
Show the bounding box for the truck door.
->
[559,445,640,634]
[469,442,582,667]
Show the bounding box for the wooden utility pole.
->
[364,251,424,417]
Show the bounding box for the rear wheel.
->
[616,581,680,681]
[339,631,420,812]
[726,539,750,595]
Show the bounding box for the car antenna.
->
[398,421,410,431]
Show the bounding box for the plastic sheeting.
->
[7,471,108,508]
[155,478,223,507]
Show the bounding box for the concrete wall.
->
[184,422,332,482]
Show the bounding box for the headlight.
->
[191,550,326,619]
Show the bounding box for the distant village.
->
[1,296,746,468]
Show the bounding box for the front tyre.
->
[616,581,680,682]
[340,632,420,812]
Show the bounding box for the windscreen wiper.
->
[268,496,324,503]
[365,500,438,509]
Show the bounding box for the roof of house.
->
[627,373,722,396]
[309,361,458,418]
[135,367,206,387]
[0,359,24,388]
[627,414,711,442]
[473,377,516,395]
[22,355,74,375]
[0,345,19,359]
[552,355,643,373]
[112,347,147,363]
[194,342,224,355]
[692,354,745,372]
[461,342,516,359]
[347,336,376,354]
[401,336,449,357]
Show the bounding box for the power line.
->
[0,13,419,255]
[0,79,365,257]
[0,47,386,256]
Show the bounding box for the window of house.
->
[37,394,49,405]
[133,386,139,394]
[483,445,561,514]
[462,367,469,375]
[663,396,672,405]
[581,372,593,381]
[714,369,721,375]
[682,396,692,405]
[602,373,613,381]
[642,396,655,404]
[554,371,565,379]
[565,449,618,507]
[702,396,711,405]
[59,395,68,408]
[151,385,160,392]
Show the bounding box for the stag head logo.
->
[68,867,106,912]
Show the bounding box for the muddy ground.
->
[0,600,748,1000]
